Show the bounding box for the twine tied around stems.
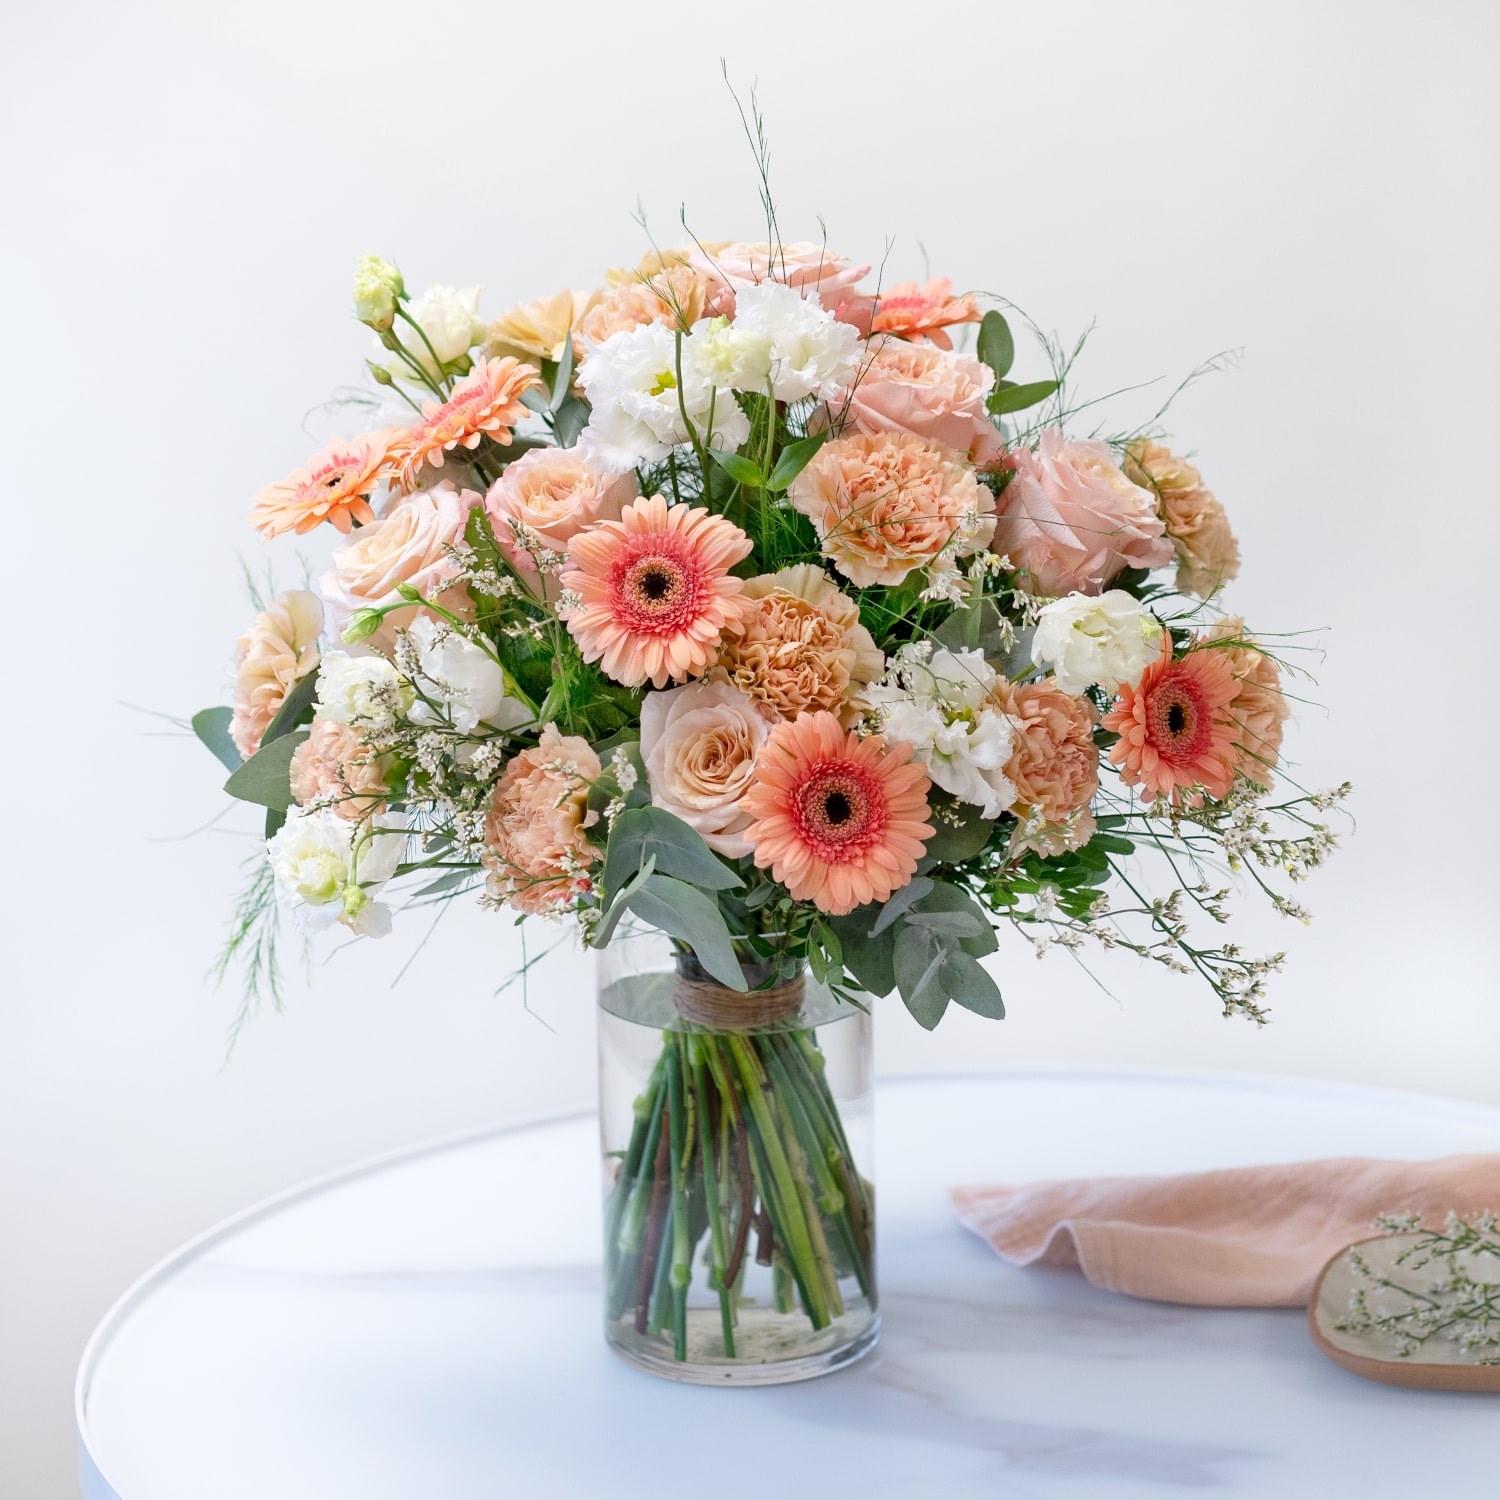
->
[672,960,806,1030]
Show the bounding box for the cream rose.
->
[485,448,637,579]
[229,589,323,758]
[640,680,770,857]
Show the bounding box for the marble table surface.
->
[77,1071,1500,1498]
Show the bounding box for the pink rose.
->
[320,482,479,653]
[992,429,1173,597]
[827,337,1007,468]
[687,241,870,313]
[485,448,637,581]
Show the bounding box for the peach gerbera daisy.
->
[741,712,934,916]
[1102,638,1241,804]
[250,429,404,538]
[395,356,540,491]
[559,494,754,689]
[839,278,981,350]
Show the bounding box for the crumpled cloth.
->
[952,1154,1500,1307]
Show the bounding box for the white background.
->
[4,2,1497,1494]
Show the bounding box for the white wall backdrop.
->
[5,1,1497,1494]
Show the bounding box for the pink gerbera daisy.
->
[396,356,540,491]
[250,429,404,538]
[1102,638,1241,804]
[559,494,754,689]
[741,712,934,916]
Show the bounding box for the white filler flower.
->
[1031,589,1164,696]
[267,810,404,937]
[731,280,861,402]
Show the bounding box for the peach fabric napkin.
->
[952,1154,1500,1307]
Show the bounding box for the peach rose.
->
[1204,616,1289,788]
[992,428,1173,597]
[229,589,323,758]
[686,241,869,312]
[640,680,769,857]
[484,288,594,365]
[716,564,883,725]
[320,482,480,654]
[482,725,601,915]
[991,676,1099,857]
[1124,439,1241,599]
[289,715,391,822]
[574,263,715,356]
[827,336,1006,468]
[789,431,996,588]
[485,448,637,582]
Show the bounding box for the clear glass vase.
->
[597,929,878,1385]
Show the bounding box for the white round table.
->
[77,1072,1500,1498]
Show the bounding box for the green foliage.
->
[623,874,747,991]
[223,730,308,811]
[765,428,829,490]
[976,310,1015,381]
[192,706,241,772]
[918,794,997,868]
[261,670,318,744]
[988,379,1060,415]
[599,806,744,910]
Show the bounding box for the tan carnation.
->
[1125,439,1241,599]
[1204,616,1289,787]
[483,288,595,365]
[575,263,714,358]
[991,676,1099,858]
[289,716,391,822]
[482,725,601,915]
[716,564,883,725]
[229,589,323,759]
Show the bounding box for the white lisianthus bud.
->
[353,255,405,332]
[316,650,411,730]
[403,617,531,735]
[1031,589,1164,697]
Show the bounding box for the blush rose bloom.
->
[825,337,1007,468]
[640,680,770,857]
[485,448,637,582]
[320,482,480,653]
[229,589,323,758]
[992,429,1173,597]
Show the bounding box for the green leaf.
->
[893,927,949,1029]
[192,706,241,772]
[262,670,319,746]
[600,806,743,909]
[590,854,658,948]
[519,386,551,417]
[828,910,897,998]
[549,337,575,411]
[976,310,1014,381]
[223,730,308,811]
[585,737,650,823]
[766,428,829,491]
[625,874,746,991]
[553,394,589,448]
[870,876,934,937]
[914,881,998,957]
[265,806,286,840]
[987,379,1060,416]
[707,448,765,488]
[918,794,996,867]
[411,868,480,899]
[945,949,1005,1019]
[906,909,985,939]
[1089,833,1135,856]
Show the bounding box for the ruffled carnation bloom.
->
[289,715,391,822]
[990,677,1099,857]
[482,725,601,915]
[574,263,715,355]
[485,447,637,582]
[250,430,404,538]
[320,482,479,654]
[395,356,540,491]
[789,431,997,588]
[484,288,591,365]
[559,494,754,689]
[315,651,411,732]
[716,564,883,725]
[229,589,323,758]
[1102,638,1240,804]
[1203,616,1289,788]
[1124,438,1241,599]
[740,712,934,916]
[731,280,863,402]
[686,241,870,312]
[834,277,981,350]
[640,680,770,857]
[1031,589,1165,697]
[993,428,1173,597]
[825,336,1006,468]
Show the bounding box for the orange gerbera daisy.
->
[250,429,404,538]
[865,278,981,349]
[396,356,540,491]
[559,494,753,689]
[741,712,934,916]
[1103,638,1241,804]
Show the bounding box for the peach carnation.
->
[836,277,981,350]
[229,589,323,759]
[1103,638,1240,805]
[574,264,714,356]
[395,357,540,491]
[991,677,1099,857]
[559,494,754,689]
[992,428,1174,597]
[789,431,996,588]
[716,564,883,725]
[482,724,601,916]
[1204,616,1289,788]
[485,448,638,581]
[827,336,1006,468]
[1124,439,1241,600]
[741,712,933,916]
[250,429,404,539]
[289,715,390,822]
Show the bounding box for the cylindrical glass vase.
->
[597,930,877,1385]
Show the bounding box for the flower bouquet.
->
[193,204,1346,1382]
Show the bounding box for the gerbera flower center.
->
[1147,681,1211,764]
[793,763,886,854]
[609,542,706,636]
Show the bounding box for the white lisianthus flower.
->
[315,651,412,731]
[402,617,531,735]
[865,646,1016,818]
[684,316,772,392]
[730,280,862,401]
[377,284,485,380]
[1031,590,1164,697]
[267,810,404,938]
[575,321,750,472]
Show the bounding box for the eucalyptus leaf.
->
[223,730,308,811]
[553,395,589,448]
[893,927,949,1029]
[601,806,743,909]
[987,379,1060,416]
[827,911,896,998]
[945,949,1006,1019]
[262,670,319,745]
[913,881,998,957]
[766,428,829,491]
[626,874,746,991]
[192,706,241,772]
[976,310,1014,380]
[870,876,934,937]
[549,337,575,410]
[411,869,480,899]
[707,448,765,488]
[918,794,995,867]
[590,854,658,948]
[906,909,985,939]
